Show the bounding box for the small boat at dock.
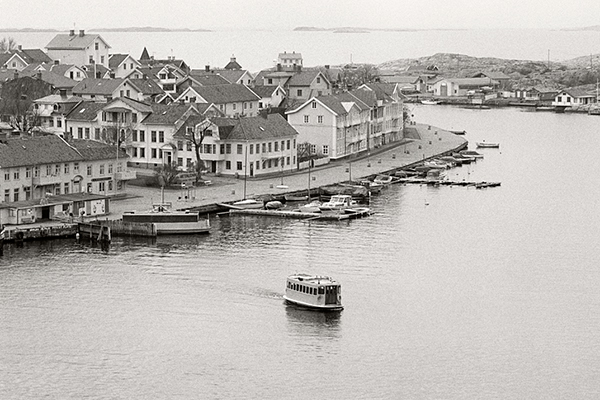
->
[284,273,343,311]
[122,202,210,235]
[319,195,357,211]
[421,99,439,105]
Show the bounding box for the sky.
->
[2,0,600,31]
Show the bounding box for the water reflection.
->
[284,304,342,339]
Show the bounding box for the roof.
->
[24,70,78,89]
[439,77,500,86]
[187,83,260,104]
[288,70,328,87]
[70,139,127,160]
[561,84,598,98]
[213,69,248,84]
[82,64,111,78]
[20,49,53,64]
[473,71,511,80]
[46,32,110,50]
[0,134,82,168]
[129,78,164,96]
[72,78,124,95]
[34,94,84,104]
[212,113,298,141]
[140,47,150,61]
[104,96,154,113]
[250,85,282,98]
[278,52,302,60]
[65,101,105,121]
[108,54,128,70]
[141,103,197,125]
[187,70,232,86]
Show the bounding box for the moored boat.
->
[476,142,500,148]
[319,194,356,211]
[421,99,439,105]
[283,273,343,311]
[122,203,210,235]
[231,199,264,209]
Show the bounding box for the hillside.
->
[378,53,600,89]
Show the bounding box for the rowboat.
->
[476,142,500,148]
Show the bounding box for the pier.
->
[228,208,372,220]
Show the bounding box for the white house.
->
[109,54,142,78]
[552,85,598,107]
[174,84,261,117]
[45,30,111,68]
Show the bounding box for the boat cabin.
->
[283,273,343,310]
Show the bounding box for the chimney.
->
[69,29,75,36]
[59,89,67,98]
[205,65,210,72]
[17,45,22,51]
[109,72,115,79]
[36,71,42,80]
[230,55,236,62]
[79,30,85,37]
[54,59,60,65]
[325,65,330,69]
[276,63,282,72]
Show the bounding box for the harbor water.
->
[2,106,600,398]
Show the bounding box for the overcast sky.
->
[2,0,600,30]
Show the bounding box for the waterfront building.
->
[430,77,500,97]
[0,134,133,212]
[174,113,298,177]
[552,85,599,107]
[174,84,261,117]
[277,51,303,69]
[514,86,558,102]
[45,30,111,68]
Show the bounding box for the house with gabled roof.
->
[0,134,133,220]
[135,64,186,94]
[471,71,511,90]
[29,62,89,81]
[173,113,298,177]
[430,77,500,97]
[250,85,286,110]
[254,66,331,101]
[109,54,142,78]
[34,93,84,136]
[174,83,261,117]
[355,83,404,146]
[45,30,111,68]
[286,94,372,160]
[278,51,303,69]
[72,77,161,102]
[0,46,52,71]
[552,84,598,107]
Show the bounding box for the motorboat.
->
[283,273,343,311]
[298,201,322,213]
[476,142,500,148]
[319,195,356,211]
[373,174,394,185]
[459,150,484,159]
[421,99,439,105]
[122,202,210,235]
[231,199,264,209]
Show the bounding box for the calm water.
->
[2,106,600,399]
[7,28,600,71]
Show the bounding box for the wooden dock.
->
[396,178,501,188]
[229,208,372,220]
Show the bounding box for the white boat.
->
[265,200,284,210]
[298,200,322,213]
[122,203,210,235]
[421,99,439,105]
[232,199,264,209]
[283,273,343,311]
[476,142,500,148]
[319,194,356,211]
[373,174,394,185]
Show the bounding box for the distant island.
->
[294,26,419,33]
[0,28,59,32]
[91,27,211,33]
[561,25,600,31]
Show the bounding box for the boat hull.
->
[154,221,210,235]
[283,297,343,311]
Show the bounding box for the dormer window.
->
[311,101,316,109]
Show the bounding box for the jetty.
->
[228,208,372,220]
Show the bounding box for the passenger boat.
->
[122,202,210,235]
[319,194,356,211]
[283,273,343,311]
[476,142,500,148]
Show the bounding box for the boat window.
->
[318,287,324,295]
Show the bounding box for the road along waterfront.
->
[3,106,600,399]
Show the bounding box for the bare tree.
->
[181,118,212,183]
[0,37,17,53]
[340,64,380,90]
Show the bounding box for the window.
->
[233,103,236,111]
[323,145,329,155]
[177,157,183,166]
[226,144,232,154]
[86,165,92,176]
[297,89,303,97]
[159,131,164,143]
[267,78,273,85]
[140,148,145,158]
[77,127,83,139]
[310,144,316,154]
[237,161,243,170]
[99,164,105,175]
[256,144,261,154]
[94,128,100,140]
[318,115,323,124]
[132,113,137,123]
[225,161,231,170]
[57,119,62,128]
[13,170,19,180]
[186,158,192,167]
[139,130,145,142]
[151,131,157,142]
[274,142,279,152]
[256,160,260,170]
[186,142,192,151]
[287,140,290,150]
[4,189,9,202]
[85,127,90,139]
[64,183,70,194]
[177,141,183,150]
[95,42,98,50]
[311,101,317,109]
[99,182,105,192]
[26,167,31,178]
[268,142,272,152]
[55,164,60,175]
[13,188,19,202]
[108,164,113,174]
[46,165,52,176]
[24,186,31,200]
[220,144,225,154]
[237,144,243,154]
[100,56,105,64]
[262,143,266,153]
[317,77,321,83]
[73,163,79,173]
[151,149,157,158]
[49,118,54,127]
[249,144,254,154]
[133,148,138,157]
[89,55,94,64]
[304,115,309,123]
